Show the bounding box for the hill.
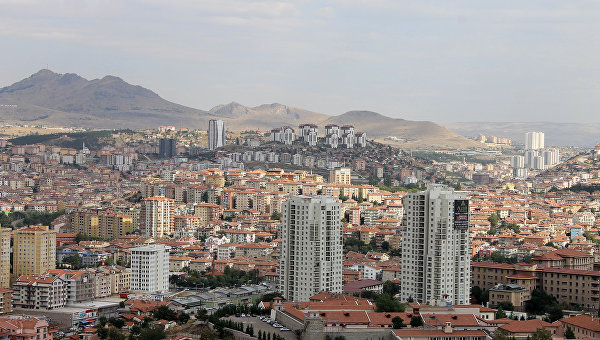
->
[0,69,213,129]
[447,122,600,147]
[0,70,482,149]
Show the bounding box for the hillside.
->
[324,111,483,149]
[0,69,213,129]
[447,122,600,147]
[0,70,483,149]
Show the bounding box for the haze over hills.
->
[447,122,600,148]
[0,69,481,149]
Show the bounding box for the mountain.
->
[324,111,482,149]
[209,102,329,130]
[447,122,600,148]
[0,70,481,149]
[0,69,213,129]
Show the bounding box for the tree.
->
[410,315,423,328]
[178,311,190,324]
[110,318,125,328]
[384,176,393,187]
[270,212,282,221]
[108,328,125,340]
[153,306,177,321]
[392,316,405,329]
[383,281,400,297]
[492,328,509,340]
[62,254,82,269]
[565,327,576,339]
[381,241,390,251]
[375,293,405,312]
[497,301,514,311]
[138,327,166,340]
[471,286,483,303]
[496,306,507,319]
[488,214,500,227]
[97,327,108,339]
[99,316,108,327]
[531,328,552,340]
[130,325,141,336]
[547,305,563,322]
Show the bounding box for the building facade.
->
[130,244,170,294]
[13,226,57,280]
[0,228,10,289]
[401,184,470,305]
[140,196,174,237]
[208,119,225,150]
[280,196,343,302]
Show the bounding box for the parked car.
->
[281,328,290,331]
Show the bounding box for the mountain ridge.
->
[0,69,481,149]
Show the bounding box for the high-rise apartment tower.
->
[208,119,225,150]
[400,184,470,305]
[280,196,343,302]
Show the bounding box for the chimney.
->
[444,322,452,334]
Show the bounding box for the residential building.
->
[329,167,351,185]
[13,226,56,280]
[525,131,544,150]
[401,184,470,305]
[0,317,54,339]
[208,119,226,150]
[280,196,343,302]
[13,274,67,309]
[0,288,12,314]
[0,228,9,289]
[130,244,170,294]
[140,196,174,237]
[159,138,176,158]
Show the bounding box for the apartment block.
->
[13,226,56,280]
[130,244,170,294]
[140,196,175,238]
[280,196,343,302]
[0,228,10,289]
[401,184,470,305]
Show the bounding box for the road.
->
[226,316,298,340]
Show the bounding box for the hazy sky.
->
[1,0,599,123]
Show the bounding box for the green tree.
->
[153,306,177,321]
[471,286,483,303]
[381,241,390,251]
[384,176,393,187]
[488,214,500,227]
[99,316,108,327]
[383,281,400,297]
[138,327,166,340]
[178,311,190,324]
[410,315,423,328]
[62,254,82,269]
[270,212,282,221]
[97,327,108,339]
[497,301,514,311]
[110,318,125,328]
[108,328,125,340]
[565,327,576,339]
[375,293,405,312]
[130,325,141,336]
[492,328,509,340]
[531,328,552,340]
[392,316,405,329]
[496,306,507,319]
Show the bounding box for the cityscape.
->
[1,2,600,340]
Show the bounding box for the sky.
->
[1,0,599,123]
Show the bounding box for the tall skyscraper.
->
[130,244,170,293]
[280,196,342,302]
[525,131,545,150]
[159,138,177,158]
[13,226,57,280]
[401,184,470,305]
[140,196,175,237]
[208,119,225,150]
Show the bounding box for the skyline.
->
[2,1,600,123]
